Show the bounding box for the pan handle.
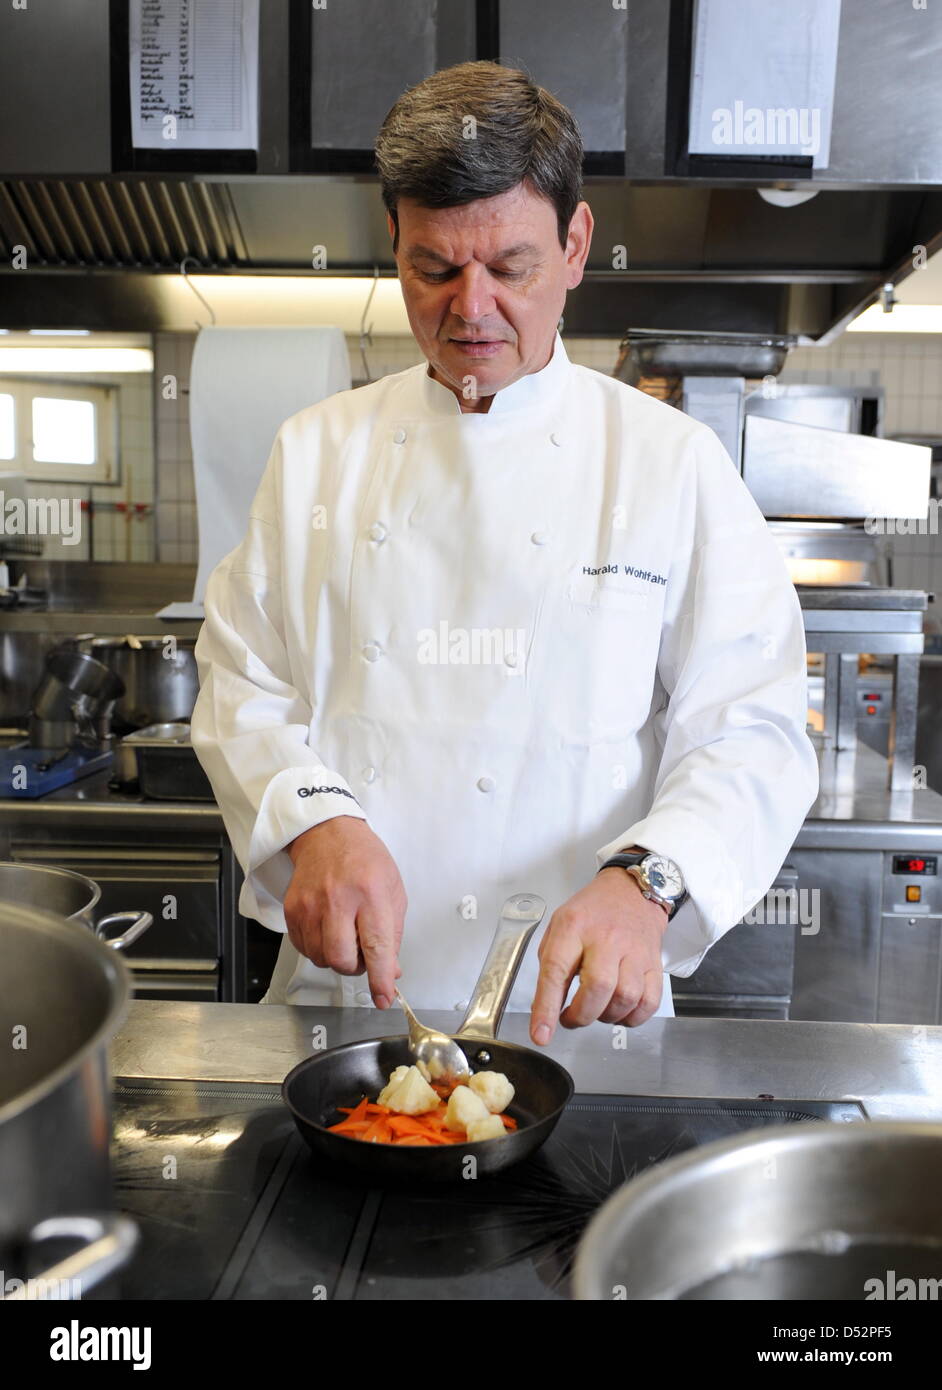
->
[456,893,546,1041]
[1,1214,139,1300]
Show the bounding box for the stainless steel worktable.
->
[113,1000,942,1122]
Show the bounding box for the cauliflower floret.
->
[381,1065,440,1116]
[444,1084,490,1132]
[377,1065,410,1107]
[467,1113,507,1142]
[468,1070,515,1115]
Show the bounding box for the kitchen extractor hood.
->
[1,0,941,339]
[1,176,939,342]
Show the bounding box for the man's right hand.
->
[284,816,406,1008]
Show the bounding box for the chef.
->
[191,60,819,1044]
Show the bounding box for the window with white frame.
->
[0,379,118,483]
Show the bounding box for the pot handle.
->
[1,1213,139,1300]
[456,892,546,1042]
[95,910,153,951]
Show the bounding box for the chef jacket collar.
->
[419,330,571,417]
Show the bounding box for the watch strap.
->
[598,851,687,920]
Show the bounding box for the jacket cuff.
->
[247,765,367,873]
[239,766,369,929]
[595,808,746,978]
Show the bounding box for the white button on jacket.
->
[191,333,819,1014]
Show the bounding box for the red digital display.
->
[892,855,937,875]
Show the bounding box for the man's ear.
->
[386,211,398,254]
[564,201,594,291]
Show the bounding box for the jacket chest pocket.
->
[534,574,663,743]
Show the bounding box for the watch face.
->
[645,855,684,900]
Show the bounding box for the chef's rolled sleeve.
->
[595,425,819,977]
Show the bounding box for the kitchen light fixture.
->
[847,305,942,333]
[154,273,411,334]
[0,347,154,372]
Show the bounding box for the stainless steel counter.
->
[0,769,223,830]
[113,999,942,1122]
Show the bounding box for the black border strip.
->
[109,0,257,175]
[475,0,499,59]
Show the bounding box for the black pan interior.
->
[284,1035,571,1136]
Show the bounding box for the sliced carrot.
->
[362,1115,395,1143]
[386,1115,436,1136]
[328,1084,519,1145]
[339,1096,370,1123]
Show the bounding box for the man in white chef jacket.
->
[191,61,818,1042]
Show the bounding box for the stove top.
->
[110,1079,866,1301]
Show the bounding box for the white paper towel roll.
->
[189,325,351,602]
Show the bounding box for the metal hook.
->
[359,265,379,384]
[180,256,217,328]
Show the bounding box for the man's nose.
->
[449,263,497,324]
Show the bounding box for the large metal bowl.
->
[0,902,138,1298]
[573,1120,942,1300]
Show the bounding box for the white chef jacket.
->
[191,331,819,1016]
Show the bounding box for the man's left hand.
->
[529,868,670,1045]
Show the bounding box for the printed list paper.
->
[129,0,259,151]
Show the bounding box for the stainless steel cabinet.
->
[671,869,798,1020]
[10,842,221,1000]
[789,847,942,1025]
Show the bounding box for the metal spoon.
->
[395,891,547,1084]
[395,988,470,1084]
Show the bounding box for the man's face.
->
[389,181,593,411]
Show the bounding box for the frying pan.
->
[282,893,574,1181]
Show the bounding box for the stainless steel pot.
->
[574,1121,942,1300]
[29,648,125,750]
[0,902,139,1299]
[0,862,152,951]
[84,636,199,731]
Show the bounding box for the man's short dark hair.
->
[375,60,584,252]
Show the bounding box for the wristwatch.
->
[598,849,688,920]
